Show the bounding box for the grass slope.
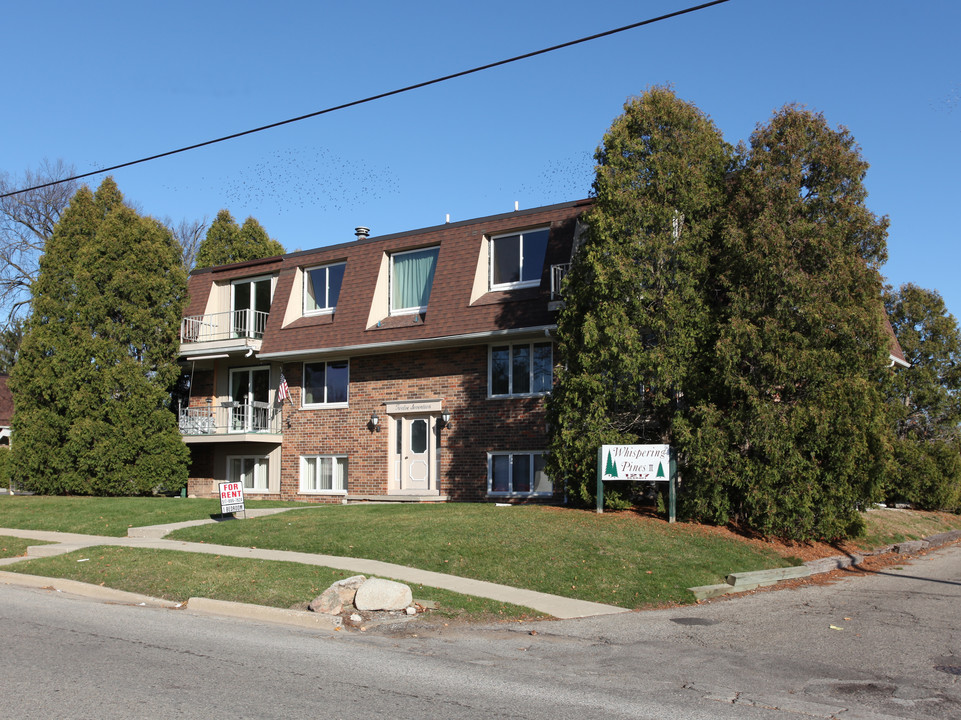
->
[169,504,794,607]
[7,546,541,621]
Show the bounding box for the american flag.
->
[277,372,290,402]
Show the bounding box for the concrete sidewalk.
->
[0,519,629,621]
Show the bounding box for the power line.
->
[2,0,730,199]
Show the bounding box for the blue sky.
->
[3,1,959,317]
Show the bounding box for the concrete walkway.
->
[0,516,629,620]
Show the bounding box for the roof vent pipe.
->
[355,226,370,240]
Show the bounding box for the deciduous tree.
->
[0,159,78,321]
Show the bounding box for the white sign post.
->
[219,481,246,516]
[597,444,676,522]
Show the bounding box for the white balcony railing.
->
[179,400,281,436]
[551,263,570,300]
[180,309,269,344]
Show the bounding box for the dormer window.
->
[490,228,549,290]
[390,247,439,315]
[304,262,345,315]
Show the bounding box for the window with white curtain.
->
[300,455,348,494]
[227,455,269,491]
[390,247,439,314]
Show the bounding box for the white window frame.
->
[302,359,350,408]
[488,342,553,397]
[300,455,348,495]
[303,262,346,316]
[487,451,552,497]
[389,246,439,315]
[489,227,550,291]
[227,455,269,492]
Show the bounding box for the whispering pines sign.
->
[601,444,670,482]
[219,481,245,515]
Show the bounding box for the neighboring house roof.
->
[0,375,12,426]
[885,316,910,368]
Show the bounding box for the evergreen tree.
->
[548,87,733,507]
[194,210,283,268]
[0,318,23,373]
[884,283,961,510]
[9,178,189,495]
[681,106,893,539]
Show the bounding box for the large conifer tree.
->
[680,107,893,539]
[547,87,733,506]
[9,178,189,495]
[884,283,961,511]
[194,209,283,268]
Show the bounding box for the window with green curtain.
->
[391,247,439,313]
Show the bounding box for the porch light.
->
[368,411,380,432]
[440,408,452,430]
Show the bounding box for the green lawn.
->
[168,503,796,607]
[0,495,304,537]
[0,496,796,608]
[0,535,46,558]
[6,546,541,621]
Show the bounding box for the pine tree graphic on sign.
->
[656,461,665,478]
[605,451,618,478]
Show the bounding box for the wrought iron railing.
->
[178,400,281,435]
[180,309,269,343]
[550,263,570,300]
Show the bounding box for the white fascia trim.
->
[889,354,911,369]
[180,344,257,359]
[257,325,557,361]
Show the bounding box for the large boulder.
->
[308,575,367,615]
[354,578,413,611]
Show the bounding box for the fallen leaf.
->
[829,625,844,631]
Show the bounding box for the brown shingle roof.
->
[184,199,591,358]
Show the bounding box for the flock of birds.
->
[162,143,593,247]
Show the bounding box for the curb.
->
[689,529,961,601]
[0,570,344,632]
[0,570,182,608]
[186,597,343,630]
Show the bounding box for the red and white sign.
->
[219,481,245,514]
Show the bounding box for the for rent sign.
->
[219,481,245,515]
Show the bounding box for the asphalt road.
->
[2,543,959,719]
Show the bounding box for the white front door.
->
[392,414,437,493]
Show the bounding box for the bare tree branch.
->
[0,159,78,322]
[163,216,209,272]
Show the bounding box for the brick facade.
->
[181,200,586,503]
[185,342,551,502]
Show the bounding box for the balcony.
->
[180,309,269,356]
[178,400,282,444]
